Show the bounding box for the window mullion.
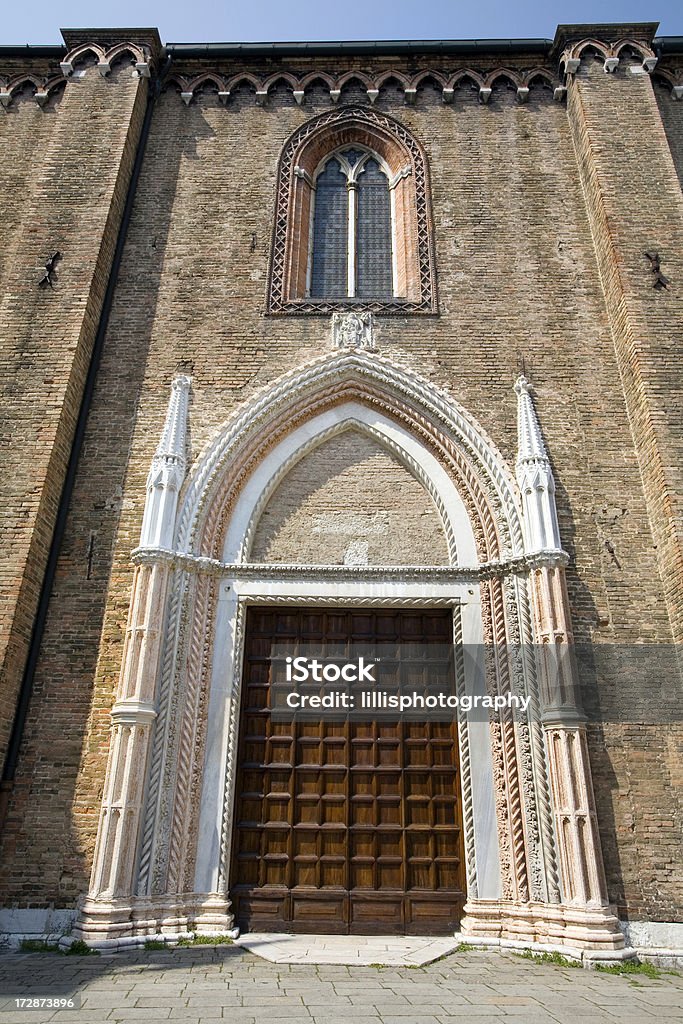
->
[305,183,317,297]
[347,180,357,298]
[389,183,398,298]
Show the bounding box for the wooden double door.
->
[230,607,466,935]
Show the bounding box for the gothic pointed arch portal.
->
[74,350,625,953]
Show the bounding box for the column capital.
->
[111,699,157,725]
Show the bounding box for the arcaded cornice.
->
[1,24,682,109]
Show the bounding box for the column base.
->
[460,899,630,955]
[72,892,236,949]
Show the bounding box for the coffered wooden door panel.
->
[230,607,466,934]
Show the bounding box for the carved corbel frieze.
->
[0,76,65,109]
[560,35,657,85]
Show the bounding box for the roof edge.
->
[1,25,682,62]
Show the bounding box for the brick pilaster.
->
[567,56,683,643]
[0,60,148,768]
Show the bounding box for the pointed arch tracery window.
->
[267,107,437,314]
[309,147,394,301]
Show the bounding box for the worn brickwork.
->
[565,55,683,922]
[0,30,681,927]
[654,78,683,188]
[0,59,147,773]
[568,56,683,645]
[250,431,449,565]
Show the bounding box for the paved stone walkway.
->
[235,933,461,965]
[0,944,682,1024]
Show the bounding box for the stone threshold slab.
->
[235,933,460,966]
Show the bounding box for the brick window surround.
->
[267,106,438,314]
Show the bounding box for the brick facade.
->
[0,24,681,937]
[250,431,449,565]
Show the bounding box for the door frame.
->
[194,574,503,915]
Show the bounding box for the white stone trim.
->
[459,594,502,900]
[174,351,525,559]
[110,699,157,724]
[193,577,501,903]
[140,375,191,550]
[619,920,683,954]
[453,930,637,965]
[347,180,357,297]
[222,402,476,566]
[72,352,625,951]
[130,548,569,581]
[515,376,563,555]
[389,185,399,295]
[0,909,78,949]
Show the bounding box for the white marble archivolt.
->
[73,355,626,957]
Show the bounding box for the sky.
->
[2,0,682,45]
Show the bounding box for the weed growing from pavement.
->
[19,940,60,953]
[66,940,98,956]
[176,935,234,946]
[20,938,98,956]
[594,960,662,979]
[513,949,581,968]
[143,940,167,951]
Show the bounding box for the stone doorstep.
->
[233,931,656,968]
[235,934,461,966]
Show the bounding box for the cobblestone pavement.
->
[0,945,682,1024]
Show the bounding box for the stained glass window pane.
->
[356,159,393,299]
[310,159,348,299]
